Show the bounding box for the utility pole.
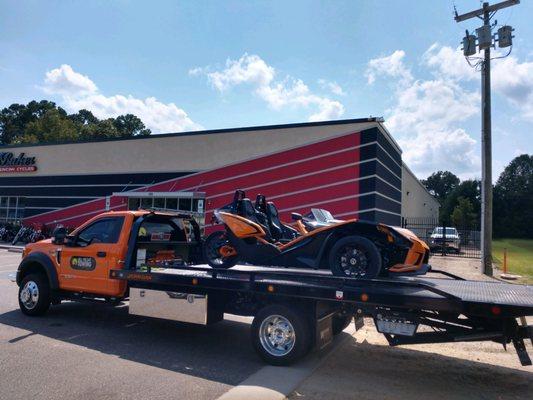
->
[454,0,519,277]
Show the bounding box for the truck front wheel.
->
[251,304,311,366]
[18,273,51,316]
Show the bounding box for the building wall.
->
[1,121,377,177]
[0,119,430,229]
[1,119,383,220]
[401,163,439,220]
[23,128,404,229]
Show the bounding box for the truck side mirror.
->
[65,234,77,247]
[291,212,303,221]
[52,227,67,245]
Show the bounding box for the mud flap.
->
[316,313,334,350]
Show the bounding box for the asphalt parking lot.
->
[0,250,266,400]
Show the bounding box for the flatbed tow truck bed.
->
[110,264,533,366]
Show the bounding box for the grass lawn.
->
[492,239,533,283]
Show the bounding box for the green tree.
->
[112,114,151,137]
[451,196,476,227]
[0,100,64,144]
[422,171,460,204]
[78,118,120,140]
[68,109,99,126]
[493,154,533,238]
[21,109,78,144]
[440,179,481,225]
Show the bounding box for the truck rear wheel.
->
[251,304,311,366]
[18,273,51,316]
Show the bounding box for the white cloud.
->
[188,66,207,76]
[206,54,275,92]
[367,49,480,178]
[387,79,480,178]
[422,43,477,81]
[492,56,533,120]
[42,64,201,133]
[386,79,479,132]
[43,64,98,96]
[423,43,533,121]
[192,53,344,122]
[318,79,345,96]
[365,50,413,85]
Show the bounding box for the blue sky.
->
[1,0,532,180]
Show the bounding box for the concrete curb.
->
[0,244,24,253]
[216,327,353,400]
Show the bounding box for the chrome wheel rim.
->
[20,281,39,310]
[259,315,296,357]
[338,246,369,278]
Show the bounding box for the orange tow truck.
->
[14,210,533,366]
[17,210,202,315]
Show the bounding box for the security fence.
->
[401,217,481,259]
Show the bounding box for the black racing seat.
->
[231,189,246,214]
[255,194,267,214]
[266,201,299,241]
[239,198,272,240]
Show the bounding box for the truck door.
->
[59,216,125,295]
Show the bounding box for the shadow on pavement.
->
[0,301,263,386]
[291,335,533,400]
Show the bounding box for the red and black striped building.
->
[0,118,438,230]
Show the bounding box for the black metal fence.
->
[402,217,481,259]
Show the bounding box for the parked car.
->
[429,227,461,253]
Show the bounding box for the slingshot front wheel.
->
[204,230,239,269]
[329,235,382,279]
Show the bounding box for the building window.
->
[166,198,178,210]
[179,198,192,212]
[128,198,140,210]
[124,196,205,229]
[0,196,26,224]
[140,198,153,209]
[153,198,165,209]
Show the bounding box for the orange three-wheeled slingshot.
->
[204,190,431,278]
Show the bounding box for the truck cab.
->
[17,210,202,315]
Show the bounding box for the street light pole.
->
[454,0,519,277]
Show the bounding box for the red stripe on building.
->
[24,131,362,229]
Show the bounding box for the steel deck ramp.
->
[112,264,533,317]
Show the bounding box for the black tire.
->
[251,304,311,366]
[18,273,51,316]
[332,315,352,335]
[203,230,239,269]
[329,235,382,279]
